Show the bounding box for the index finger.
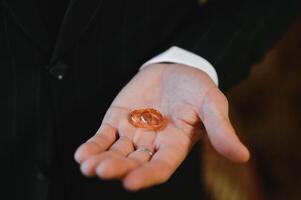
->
[74,123,117,164]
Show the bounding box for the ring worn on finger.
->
[137,147,154,157]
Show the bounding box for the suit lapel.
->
[3,0,49,53]
[50,0,104,64]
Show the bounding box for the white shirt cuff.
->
[140,46,219,86]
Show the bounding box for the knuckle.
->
[119,136,132,144]
[92,132,113,145]
[221,93,229,106]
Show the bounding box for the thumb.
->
[199,88,250,162]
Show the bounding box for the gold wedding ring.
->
[129,108,167,131]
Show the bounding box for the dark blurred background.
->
[203,18,301,200]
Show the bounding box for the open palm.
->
[74,64,249,191]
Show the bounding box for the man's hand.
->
[74,63,250,191]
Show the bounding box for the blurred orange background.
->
[203,18,301,200]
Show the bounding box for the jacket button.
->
[33,162,49,181]
[36,172,46,181]
[46,62,68,80]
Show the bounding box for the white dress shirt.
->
[140,46,219,86]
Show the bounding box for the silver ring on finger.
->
[137,147,154,157]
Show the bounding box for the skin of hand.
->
[74,63,250,191]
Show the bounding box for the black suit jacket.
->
[0,0,300,200]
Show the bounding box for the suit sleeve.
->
[170,0,300,91]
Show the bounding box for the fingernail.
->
[74,146,85,163]
[96,163,111,179]
[80,162,90,176]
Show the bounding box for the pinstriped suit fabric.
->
[0,0,300,199]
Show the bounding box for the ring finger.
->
[128,129,156,164]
